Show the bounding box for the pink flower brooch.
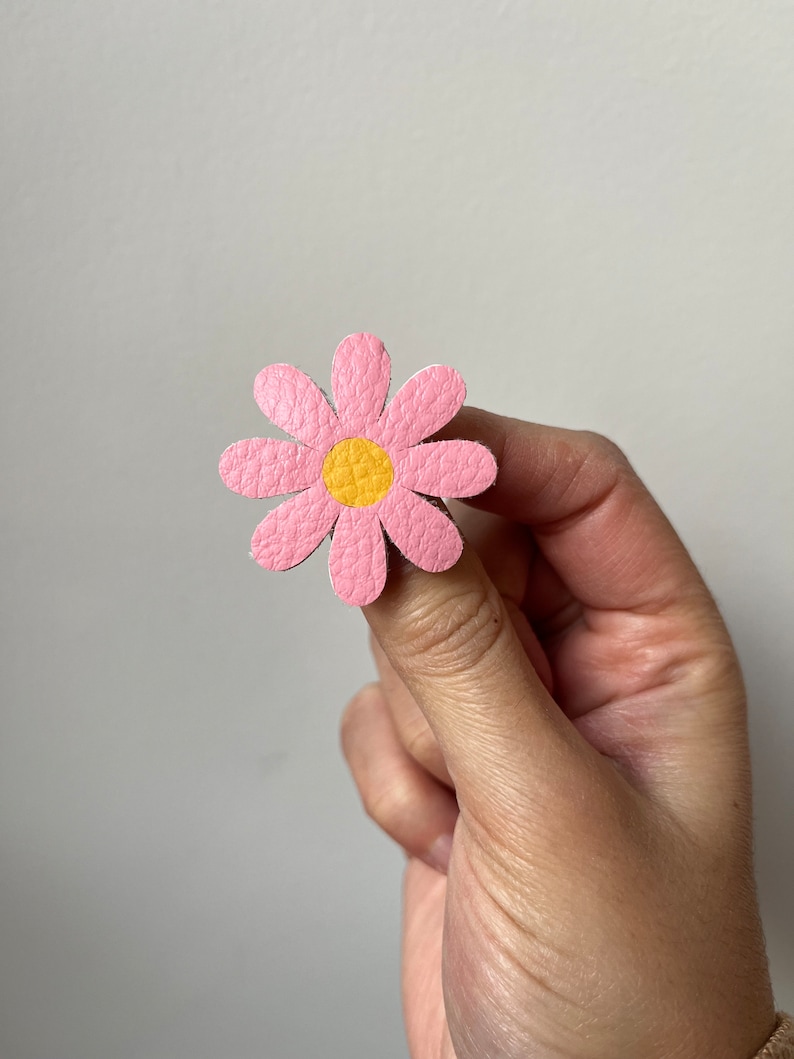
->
[219,333,497,606]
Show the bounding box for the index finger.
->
[440,408,709,615]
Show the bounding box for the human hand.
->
[341,410,775,1059]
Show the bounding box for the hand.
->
[341,410,775,1059]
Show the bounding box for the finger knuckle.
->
[365,773,417,834]
[339,684,379,760]
[401,581,506,677]
[576,430,630,469]
[402,714,442,770]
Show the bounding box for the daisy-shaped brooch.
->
[219,333,497,606]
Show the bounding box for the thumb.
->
[363,545,593,829]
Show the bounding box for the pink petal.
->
[219,438,323,498]
[328,507,388,606]
[374,365,466,451]
[331,333,391,435]
[254,364,341,451]
[251,481,339,571]
[395,440,497,499]
[377,485,463,572]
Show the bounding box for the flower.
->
[219,333,497,606]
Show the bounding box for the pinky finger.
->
[341,684,459,873]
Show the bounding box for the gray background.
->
[2,2,793,1057]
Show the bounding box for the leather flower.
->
[219,333,497,605]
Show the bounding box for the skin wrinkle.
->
[455,761,637,914]
[392,583,507,679]
[446,862,605,1059]
[459,748,694,984]
[530,447,624,537]
[437,732,536,825]
[573,684,746,808]
[573,693,677,773]
[550,599,737,718]
[446,850,574,1048]
[580,621,700,693]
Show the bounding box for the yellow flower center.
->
[322,437,394,507]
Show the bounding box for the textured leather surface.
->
[253,363,340,451]
[373,364,466,451]
[328,506,388,607]
[331,332,390,435]
[218,438,322,498]
[249,481,339,571]
[219,333,498,605]
[375,485,464,573]
[322,437,394,507]
[395,440,496,497]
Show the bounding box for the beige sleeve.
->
[756,1014,794,1059]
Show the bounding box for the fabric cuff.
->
[755,1014,794,1059]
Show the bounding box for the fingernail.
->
[423,833,453,874]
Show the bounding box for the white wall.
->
[2,3,792,1056]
